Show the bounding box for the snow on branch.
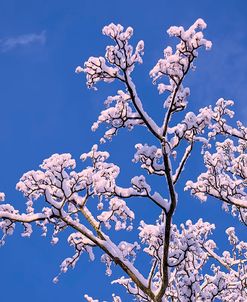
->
[91,90,144,142]
[0,144,169,298]
[186,138,247,223]
[77,22,161,141]
[149,19,212,137]
[76,23,144,88]
[97,197,134,231]
[1,18,247,301]
[133,143,165,176]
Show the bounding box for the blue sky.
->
[0,1,247,301]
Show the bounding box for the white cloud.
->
[0,31,46,52]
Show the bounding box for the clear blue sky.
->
[0,1,246,301]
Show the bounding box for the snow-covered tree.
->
[0,19,246,301]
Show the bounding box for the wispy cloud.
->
[0,31,46,52]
